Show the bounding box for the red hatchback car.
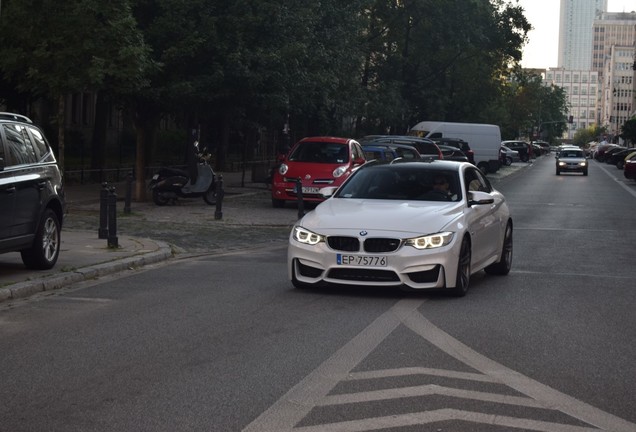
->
[271,136,366,207]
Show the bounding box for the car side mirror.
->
[468,191,494,206]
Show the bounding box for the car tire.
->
[556,168,560,175]
[152,189,170,206]
[485,222,513,276]
[272,198,285,208]
[617,160,624,170]
[449,236,471,297]
[477,162,489,174]
[521,154,529,162]
[583,170,588,176]
[20,209,61,270]
[203,185,217,205]
[505,157,512,166]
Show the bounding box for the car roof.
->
[362,142,421,151]
[297,136,356,145]
[0,112,34,123]
[363,160,467,172]
[360,135,436,143]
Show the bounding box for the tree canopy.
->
[0,0,574,178]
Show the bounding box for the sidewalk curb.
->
[0,241,173,303]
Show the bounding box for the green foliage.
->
[621,117,636,145]
[0,0,152,98]
[572,125,608,147]
[1,0,539,165]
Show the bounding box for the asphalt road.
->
[1,155,635,432]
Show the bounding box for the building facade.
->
[601,45,635,138]
[544,68,600,139]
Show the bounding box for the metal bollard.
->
[296,178,305,219]
[107,187,119,248]
[98,182,109,239]
[124,171,133,214]
[214,175,224,220]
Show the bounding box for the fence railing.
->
[63,159,276,185]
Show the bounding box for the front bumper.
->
[287,235,461,290]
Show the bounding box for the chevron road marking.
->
[242,298,636,432]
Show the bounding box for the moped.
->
[149,142,216,206]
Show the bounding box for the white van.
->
[409,121,502,173]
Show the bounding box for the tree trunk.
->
[133,104,159,202]
[57,94,66,172]
[90,91,108,181]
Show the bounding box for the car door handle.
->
[5,185,16,194]
[37,181,46,190]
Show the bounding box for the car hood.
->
[299,198,464,236]
[284,162,345,180]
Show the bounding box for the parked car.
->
[431,137,475,164]
[605,147,632,168]
[288,160,513,296]
[501,140,533,162]
[436,144,469,162]
[594,143,619,162]
[533,140,551,154]
[408,121,501,173]
[358,135,443,160]
[0,112,65,269]
[603,146,627,165]
[499,145,520,165]
[271,136,366,208]
[556,148,588,176]
[361,143,421,162]
[624,152,636,180]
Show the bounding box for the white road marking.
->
[242,298,636,431]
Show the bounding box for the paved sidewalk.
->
[0,162,530,304]
[0,169,286,304]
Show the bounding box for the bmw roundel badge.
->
[360,231,368,236]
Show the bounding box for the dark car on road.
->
[431,137,474,164]
[359,135,443,160]
[501,140,533,162]
[0,112,65,269]
[556,148,588,176]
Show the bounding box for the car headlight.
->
[406,232,454,250]
[333,166,347,178]
[292,226,325,245]
[279,163,289,175]
[579,161,587,167]
[558,161,566,166]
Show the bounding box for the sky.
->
[518,0,636,69]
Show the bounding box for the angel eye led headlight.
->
[406,232,454,250]
[293,226,324,245]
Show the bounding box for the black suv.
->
[358,135,443,159]
[431,137,474,164]
[501,140,533,162]
[0,112,65,269]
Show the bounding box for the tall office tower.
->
[558,0,608,69]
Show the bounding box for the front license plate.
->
[294,185,321,194]
[337,254,387,266]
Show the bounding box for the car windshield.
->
[335,165,462,202]
[288,141,349,163]
[561,150,583,158]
